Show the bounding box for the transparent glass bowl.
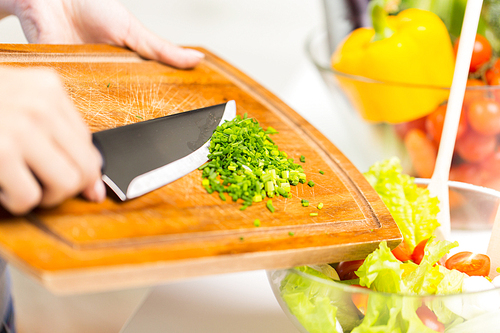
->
[268,180,500,333]
[307,30,500,192]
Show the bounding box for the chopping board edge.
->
[35,234,402,295]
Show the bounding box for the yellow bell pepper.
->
[331,3,455,124]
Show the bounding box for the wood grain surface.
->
[0,44,401,294]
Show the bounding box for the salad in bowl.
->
[268,158,500,333]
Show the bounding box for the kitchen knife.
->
[92,100,236,201]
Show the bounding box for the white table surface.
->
[0,1,491,332]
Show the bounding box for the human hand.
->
[10,0,204,69]
[0,67,105,215]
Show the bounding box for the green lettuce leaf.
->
[280,266,361,333]
[402,238,459,295]
[400,298,445,333]
[435,265,465,295]
[356,241,403,293]
[363,158,440,251]
[351,293,403,333]
[427,265,467,326]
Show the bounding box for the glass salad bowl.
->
[307,29,500,193]
[268,179,500,333]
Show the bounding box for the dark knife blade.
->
[92,100,236,200]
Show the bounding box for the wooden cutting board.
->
[0,44,401,294]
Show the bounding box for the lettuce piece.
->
[422,238,459,267]
[403,262,443,295]
[402,238,459,295]
[280,266,361,333]
[363,158,440,251]
[435,266,465,295]
[400,298,444,333]
[351,294,439,333]
[308,264,340,281]
[427,266,467,326]
[351,293,403,333]
[356,241,403,293]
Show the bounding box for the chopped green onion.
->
[288,231,295,236]
[265,181,275,192]
[317,202,324,210]
[301,199,309,207]
[299,173,307,183]
[319,170,325,175]
[200,115,307,209]
[266,199,275,213]
[254,219,261,227]
[300,155,306,163]
[310,212,318,217]
[307,180,315,187]
[265,126,279,134]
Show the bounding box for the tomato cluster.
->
[336,240,491,281]
[395,34,500,191]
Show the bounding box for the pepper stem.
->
[369,0,398,41]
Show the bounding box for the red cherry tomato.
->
[481,146,500,173]
[425,104,467,145]
[351,285,369,315]
[463,79,487,109]
[416,305,445,332]
[455,129,496,163]
[336,260,364,280]
[486,58,500,85]
[454,34,492,73]
[394,117,427,140]
[445,251,491,276]
[404,129,437,178]
[449,163,486,187]
[481,147,500,190]
[467,98,500,135]
[487,71,500,86]
[392,240,412,262]
[411,239,428,265]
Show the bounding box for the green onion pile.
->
[199,114,307,211]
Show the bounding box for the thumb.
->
[124,20,204,69]
[81,178,106,203]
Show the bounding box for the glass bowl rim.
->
[271,178,500,299]
[306,28,500,91]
